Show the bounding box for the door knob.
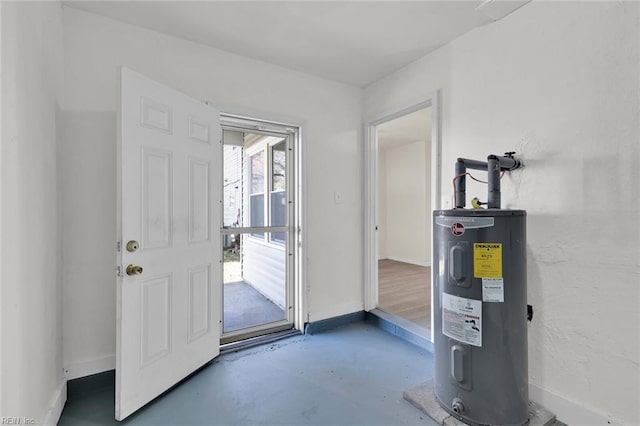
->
[126,264,143,276]
[126,240,139,252]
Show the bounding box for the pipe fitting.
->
[452,398,465,414]
[454,152,523,209]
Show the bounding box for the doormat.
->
[403,379,562,426]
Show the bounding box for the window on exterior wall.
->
[271,141,286,243]
[249,150,265,237]
[223,144,242,228]
[247,137,287,245]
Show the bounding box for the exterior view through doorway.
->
[365,94,441,343]
[116,69,303,420]
[220,116,301,345]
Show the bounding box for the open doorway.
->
[365,94,441,343]
[220,117,300,344]
[376,107,432,331]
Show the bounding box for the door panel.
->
[142,148,172,248]
[188,158,211,243]
[188,265,212,341]
[116,68,221,420]
[140,274,171,367]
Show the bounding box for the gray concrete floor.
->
[223,281,286,333]
[59,322,437,426]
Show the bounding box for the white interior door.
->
[116,68,221,420]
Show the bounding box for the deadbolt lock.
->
[126,264,143,276]
[126,240,139,252]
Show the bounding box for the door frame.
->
[364,91,442,342]
[219,112,305,337]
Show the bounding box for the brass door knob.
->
[126,240,139,252]
[126,264,143,276]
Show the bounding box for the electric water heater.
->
[433,154,528,425]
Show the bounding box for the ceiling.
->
[377,107,431,151]
[62,1,527,87]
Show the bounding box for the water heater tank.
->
[433,209,528,425]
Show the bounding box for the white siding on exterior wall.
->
[242,237,286,309]
[240,134,288,309]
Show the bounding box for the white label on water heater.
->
[442,293,482,347]
[482,278,504,302]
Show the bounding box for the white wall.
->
[1,1,66,422]
[380,141,431,266]
[365,2,639,424]
[62,7,364,372]
[376,149,387,259]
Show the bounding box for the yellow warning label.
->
[474,243,502,278]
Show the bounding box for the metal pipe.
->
[456,158,490,209]
[455,153,522,209]
[457,158,488,171]
[496,155,521,171]
[487,155,501,209]
[459,156,521,172]
[455,160,467,208]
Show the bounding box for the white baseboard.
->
[529,383,622,425]
[386,256,431,267]
[64,355,115,380]
[41,381,66,426]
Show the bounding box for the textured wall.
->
[365,2,639,424]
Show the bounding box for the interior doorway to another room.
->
[375,107,433,334]
[221,117,300,345]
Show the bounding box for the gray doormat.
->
[403,379,563,426]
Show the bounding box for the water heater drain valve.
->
[452,398,465,414]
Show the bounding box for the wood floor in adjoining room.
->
[378,259,431,330]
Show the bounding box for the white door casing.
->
[364,92,441,343]
[116,68,221,420]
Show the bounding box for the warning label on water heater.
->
[474,243,502,278]
[442,293,482,347]
[482,278,504,302]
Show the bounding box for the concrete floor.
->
[223,281,286,333]
[59,321,436,426]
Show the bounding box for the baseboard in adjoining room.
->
[41,381,67,426]
[64,355,115,381]
[384,256,431,268]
